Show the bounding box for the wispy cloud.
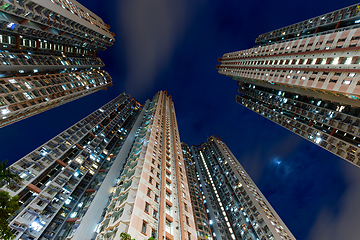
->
[117,0,196,98]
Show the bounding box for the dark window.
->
[141,221,147,234]
[145,202,150,213]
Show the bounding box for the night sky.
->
[1,0,360,239]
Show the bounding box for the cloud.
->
[117,0,194,98]
[308,162,360,240]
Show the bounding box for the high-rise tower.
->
[217,3,360,167]
[2,92,141,240]
[191,136,295,240]
[2,91,198,240]
[0,0,114,128]
[182,143,212,240]
[92,91,197,240]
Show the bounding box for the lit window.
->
[344,57,353,64]
[349,73,356,77]
[30,219,45,232]
[332,57,339,65]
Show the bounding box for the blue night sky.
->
[1,0,360,239]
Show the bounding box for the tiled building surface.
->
[192,136,295,240]
[0,0,115,127]
[218,3,360,168]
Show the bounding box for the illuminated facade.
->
[92,91,197,240]
[0,0,115,127]
[217,3,360,167]
[182,143,212,240]
[3,91,198,240]
[191,136,295,240]
[2,93,140,240]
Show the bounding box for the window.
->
[184,203,188,211]
[149,177,153,184]
[147,188,151,197]
[145,202,150,213]
[141,221,147,234]
[153,210,158,219]
[166,191,171,201]
[330,57,339,65]
[151,229,157,239]
[188,232,191,240]
[166,219,172,234]
[166,204,172,215]
[186,216,190,225]
[155,195,159,202]
[37,200,44,206]
[156,182,160,189]
[341,57,352,64]
[150,167,154,173]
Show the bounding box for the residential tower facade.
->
[0,0,114,127]
[190,136,295,240]
[93,91,198,240]
[217,3,360,167]
[182,143,212,240]
[2,91,198,240]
